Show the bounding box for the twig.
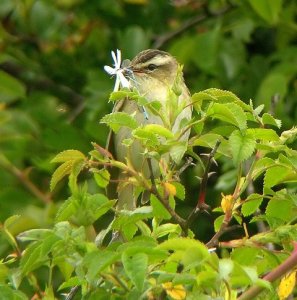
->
[0,62,85,122]
[147,159,187,234]
[153,5,233,48]
[0,156,51,204]
[238,242,297,300]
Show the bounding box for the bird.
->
[111,49,192,210]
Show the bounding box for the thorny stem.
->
[206,162,243,247]
[147,159,187,234]
[186,140,221,229]
[238,242,297,300]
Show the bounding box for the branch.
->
[147,159,187,234]
[0,62,85,122]
[0,155,51,204]
[238,242,297,300]
[153,5,234,48]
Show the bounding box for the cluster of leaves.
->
[0,0,297,299]
[2,86,297,299]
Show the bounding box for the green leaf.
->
[170,142,187,164]
[251,157,275,179]
[205,88,249,110]
[214,215,224,232]
[256,73,287,108]
[20,241,46,275]
[157,238,209,257]
[266,199,293,222]
[207,103,247,131]
[219,259,234,280]
[264,166,290,190]
[17,229,52,242]
[100,112,138,133]
[51,149,85,163]
[143,124,174,139]
[132,127,159,147]
[93,168,110,188]
[55,196,76,222]
[58,276,81,291]
[172,182,185,201]
[153,223,181,239]
[113,206,154,230]
[192,133,222,148]
[249,0,282,24]
[192,26,220,73]
[247,128,279,141]
[50,160,73,191]
[84,250,120,281]
[0,71,26,103]
[0,285,27,300]
[150,194,171,220]
[122,251,148,291]
[229,130,256,165]
[262,113,282,128]
[241,194,263,217]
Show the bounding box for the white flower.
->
[104,49,131,91]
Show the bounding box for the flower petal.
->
[104,65,116,75]
[118,71,130,88]
[111,51,117,66]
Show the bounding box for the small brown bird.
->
[112,49,192,210]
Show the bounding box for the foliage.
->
[0,0,297,299]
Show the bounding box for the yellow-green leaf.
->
[51,150,85,163]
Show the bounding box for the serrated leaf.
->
[229,130,256,165]
[122,252,148,291]
[262,113,282,128]
[170,142,187,163]
[100,112,138,133]
[55,196,76,222]
[84,250,120,281]
[266,199,293,222]
[132,127,159,147]
[51,150,85,163]
[192,133,222,148]
[157,238,209,258]
[143,124,174,139]
[20,241,45,275]
[150,194,171,219]
[264,166,290,190]
[241,194,263,217]
[93,169,110,188]
[251,157,275,179]
[113,206,154,229]
[17,229,52,242]
[153,223,181,239]
[58,276,81,291]
[247,128,279,141]
[50,161,73,191]
[207,102,247,130]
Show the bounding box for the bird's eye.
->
[147,64,157,71]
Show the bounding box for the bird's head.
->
[127,49,179,86]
